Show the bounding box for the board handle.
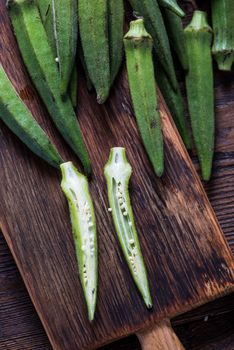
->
[137,319,185,350]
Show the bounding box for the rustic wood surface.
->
[0,1,234,350]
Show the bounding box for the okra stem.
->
[124,19,164,177]
[60,162,98,321]
[104,148,152,308]
[0,65,62,168]
[185,11,214,181]
[129,0,178,91]
[211,0,234,71]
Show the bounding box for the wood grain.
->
[0,1,233,350]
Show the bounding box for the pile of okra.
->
[0,0,233,320]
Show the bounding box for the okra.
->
[108,0,124,85]
[61,162,97,321]
[158,0,185,17]
[211,0,234,71]
[0,65,62,168]
[104,148,152,308]
[8,0,91,175]
[129,0,178,91]
[52,0,78,95]
[69,64,78,108]
[78,0,110,103]
[37,0,56,58]
[163,8,188,71]
[154,60,191,149]
[124,19,164,177]
[78,41,93,92]
[185,11,214,181]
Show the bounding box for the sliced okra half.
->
[60,162,97,321]
[104,148,152,308]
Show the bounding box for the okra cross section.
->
[104,148,152,308]
[60,162,98,321]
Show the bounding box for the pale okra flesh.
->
[185,11,214,181]
[124,19,164,177]
[60,162,97,321]
[78,0,110,103]
[0,65,62,168]
[211,0,234,71]
[104,148,152,308]
[8,0,91,175]
[52,0,78,95]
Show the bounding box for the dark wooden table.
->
[0,1,234,350]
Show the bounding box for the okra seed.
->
[108,207,112,212]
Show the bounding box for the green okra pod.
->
[61,162,98,321]
[185,11,214,181]
[154,60,191,150]
[52,0,78,95]
[158,0,185,17]
[78,0,110,103]
[211,0,234,71]
[78,41,93,92]
[0,65,62,168]
[69,64,78,108]
[8,0,91,175]
[37,0,57,58]
[104,147,152,308]
[163,7,188,71]
[129,0,178,91]
[108,0,124,85]
[124,19,164,177]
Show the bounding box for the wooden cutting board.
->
[0,2,233,350]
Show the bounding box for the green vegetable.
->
[108,0,124,85]
[69,64,78,108]
[52,0,78,95]
[129,0,178,91]
[154,60,191,149]
[78,0,110,103]
[0,65,62,168]
[61,162,98,321]
[78,41,93,92]
[8,0,91,175]
[158,0,185,17]
[185,11,214,181]
[104,147,152,308]
[37,0,57,58]
[163,7,188,71]
[211,0,234,71]
[124,19,164,177]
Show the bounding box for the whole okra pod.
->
[129,0,178,91]
[78,0,110,103]
[162,7,188,71]
[185,11,214,181]
[52,0,78,95]
[104,148,152,308]
[8,0,91,175]
[124,19,164,177]
[61,162,98,321]
[108,0,124,85]
[158,0,185,17]
[154,60,191,150]
[37,0,57,58]
[0,65,62,168]
[211,0,234,71]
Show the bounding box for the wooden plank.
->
[0,2,233,350]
